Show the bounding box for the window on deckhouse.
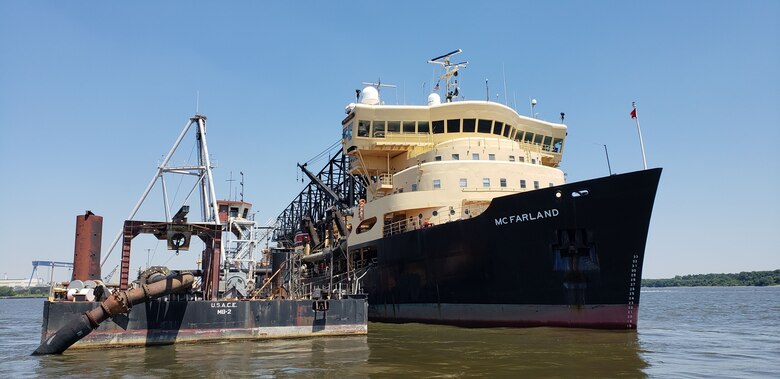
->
[493,122,503,135]
[463,118,476,132]
[478,119,492,133]
[357,120,370,137]
[432,120,445,134]
[447,119,461,133]
[503,125,512,138]
[387,121,400,134]
[373,121,385,137]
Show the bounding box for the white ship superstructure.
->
[343,53,567,247]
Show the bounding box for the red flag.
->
[630,102,637,119]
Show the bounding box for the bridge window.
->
[463,118,476,132]
[524,132,534,143]
[543,136,553,151]
[515,130,524,142]
[387,121,401,133]
[433,179,441,189]
[553,138,563,153]
[342,123,352,141]
[483,178,490,188]
[432,120,445,134]
[373,121,386,137]
[478,119,492,133]
[447,119,461,133]
[493,121,503,135]
[418,121,430,133]
[403,121,416,133]
[358,120,370,137]
[534,134,544,145]
[504,125,513,138]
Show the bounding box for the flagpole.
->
[632,102,648,170]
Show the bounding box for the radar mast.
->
[428,49,468,102]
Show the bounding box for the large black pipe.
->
[270,248,290,296]
[32,271,194,355]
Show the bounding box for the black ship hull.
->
[359,168,662,329]
[40,298,367,349]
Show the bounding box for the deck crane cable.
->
[168,140,198,217]
[304,139,342,166]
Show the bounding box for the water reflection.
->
[10,288,780,378]
[27,322,645,378]
[367,323,647,378]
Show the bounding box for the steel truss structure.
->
[273,149,366,247]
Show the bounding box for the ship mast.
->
[428,49,468,102]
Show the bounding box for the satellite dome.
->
[427,92,441,106]
[360,86,380,105]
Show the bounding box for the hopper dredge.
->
[273,49,661,329]
[34,115,367,355]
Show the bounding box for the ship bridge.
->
[342,99,567,197]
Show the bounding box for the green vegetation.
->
[643,270,780,287]
[0,286,49,298]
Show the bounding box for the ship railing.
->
[377,132,434,145]
[382,203,491,238]
[297,273,356,300]
[461,187,525,193]
[428,203,490,225]
[374,132,435,158]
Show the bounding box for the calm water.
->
[1,287,778,378]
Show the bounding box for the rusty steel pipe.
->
[72,211,103,281]
[32,272,194,355]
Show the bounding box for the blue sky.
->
[1,1,778,281]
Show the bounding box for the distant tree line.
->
[0,286,48,297]
[642,270,780,287]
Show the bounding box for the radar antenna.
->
[428,49,468,102]
[361,79,397,92]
